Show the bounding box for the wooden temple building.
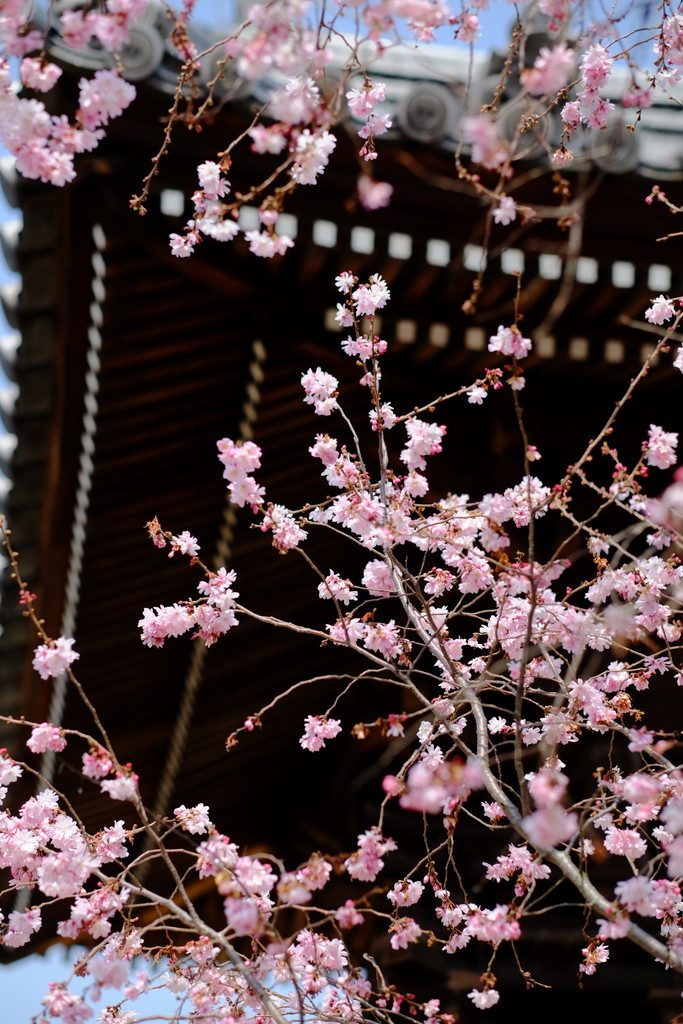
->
[0,7,683,1021]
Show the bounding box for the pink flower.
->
[96,821,129,863]
[467,989,500,1010]
[614,876,663,915]
[82,746,114,779]
[245,229,294,257]
[169,232,196,258]
[363,620,405,659]
[327,616,368,646]
[492,195,516,226]
[597,915,630,939]
[369,402,396,430]
[580,943,610,974]
[335,272,356,294]
[290,129,336,185]
[197,160,229,200]
[260,503,307,552]
[622,87,653,108]
[174,803,212,835]
[357,112,392,140]
[100,772,138,801]
[388,880,424,907]
[523,804,578,849]
[138,604,194,647]
[345,828,396,881]
[352,275,390,316]
[522,44,574,94]
[27,723,67,754]
[60,9,94,49]
[645,294,676,325]
[318,572,358,604]
[32,637,79,680]
[248,124,287,154]
[357,175,393,210]
[42,984,91,1022]
[488,324,532,359]
[20,58,62,93]
[300,715,342,752]
[400,419,446,471]
[455,12,480,41]
[169,531,200,557]
[335,900,364,927]
[77,69,136,130]
[347,81,386,117]
[3,908,41,948]
[604,826,647,859]
[301,367,339,416]
[462,115,510,171]
[580,44,613,89]
[389,916,422,949]
[644,424,678,469]
[561,100,582,131]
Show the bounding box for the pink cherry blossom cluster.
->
[334,271,391,325]
[168,69,339,258]
[32,636,79,680]
[57,0,150,53]
[26,722,67,754]
[138,565,239,648]
[487,324,533,359]
[260,502,308,552]
[561,44,614,133]
[0,780,131,929]
[522,763,579,850]
[347,80,392,161]
[462,115,511,172]
[1,60,135,187]
[394,757,484,814]
[217,437,265,509]
[299,714,343,751]
[644,424,678,470]
[344,828,397,882]
[0,0,143,186]
[645,294,679,325]
[654,13,683,81]
[301,367,340,416]
[521,43,574,95]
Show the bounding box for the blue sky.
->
[2,943,179,1020]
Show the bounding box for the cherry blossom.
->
[492,196,516,225]
[32,637,80,680]
[318,572,358,604]
[174,803,212,835]
[26,723,67,754]
[468,988,500,1010]
[644,424,678,470]
[357,175,394,210]
[3,0,683,1010]
[645,295,677,325]
[300,715,343,751]
[301,368,340,416]
[522,44,574,95]
[488,325,532,359]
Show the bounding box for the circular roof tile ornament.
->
[119,21,165,81]
[397,82,461,145]
[496,95,553,161]
[197,48,239,97]
[589,118,640,174]
[48,0,86,15]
